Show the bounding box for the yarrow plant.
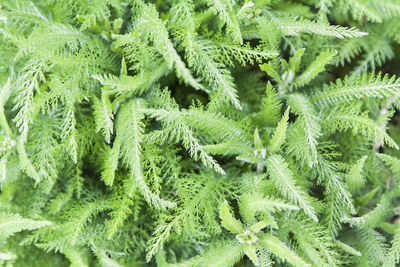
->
[2,0,400,266]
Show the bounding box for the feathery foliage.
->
[2,0,400,266]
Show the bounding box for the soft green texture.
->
[1,0,400,266]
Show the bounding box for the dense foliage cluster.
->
[2,0,400,266]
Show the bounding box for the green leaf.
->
[260,234,310,267]
[0,212,51,242]
[195,242,243,267]
[377,154,400,176]
[93,94,114,143]
[101,136,121,187]
[117,100,176,209]
[288,48,306,73]
[311,73,400,106]
[268,107,290,153]
[346,155,368,192]
[239,192,299,223]
[293,49,337,87]
[268,17,368,38]
[243,244,259,266]
[63,247,90,267]
[265,154,317,221]
[286,94,321,166]
[220,200,243,234]
[356,187,380,206]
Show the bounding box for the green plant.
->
[2,0,400,266]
